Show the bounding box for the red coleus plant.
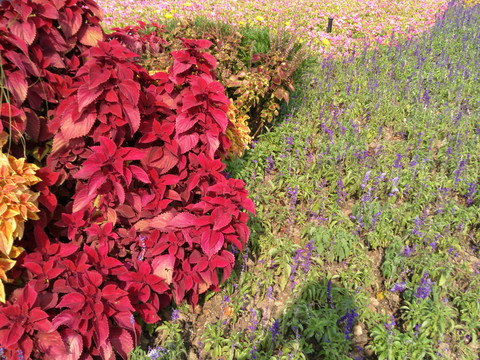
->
[0,6,254,357]
[0,284,66,359]
[0,0,104,145]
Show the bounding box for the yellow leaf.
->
[9,245,24,259]
[0,221,14,255]
[0,281,5,303]
[0,257,16,273]
[376,291,385,301]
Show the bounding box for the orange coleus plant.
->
[0,132,41,302]
[225,100,252,158]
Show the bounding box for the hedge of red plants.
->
[0,0,254,358]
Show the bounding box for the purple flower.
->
[414,271,434,300]
[269,318,280,344]
[385,315,396,332]
[402,245,416,257]
[390,282,407,293]
[327,280,334,308]
[148,346,168,359]
[466,181,477,205]
[171,308,179,322]
[266,155,275,173]
[361,171,371,190]
[337,307,358,340]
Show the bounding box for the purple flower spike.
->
[414,271,434,300]
[390,282,407,293]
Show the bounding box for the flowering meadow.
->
[1,0,480,359]
[97,0,449,57]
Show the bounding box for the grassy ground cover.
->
[93,0,480,359]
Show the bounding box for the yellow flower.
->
[239,20,246,26]
[256,15,265,22]
[284,21,291,26]
[185,2,192,6]
[321,38,330,47]
[164,12,173,19]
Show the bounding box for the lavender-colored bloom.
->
[303,240,314,274]
[402,245,416,257]
[337,308,358,340]
[148,346,168,360]
[171,308,179,322]
[414,271,434,300]
[466,181,477,205]
[269,319,280,346]
[248,308,258,339]
[361,171,371,190]
[17,350,24,360]
[385,315,396,332]
[327,280,334,308]
[390,282,407,293]
[266,155,275,173]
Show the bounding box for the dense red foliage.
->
[0,0,253,359]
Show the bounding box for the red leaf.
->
[209,108,228,132]
[112,180,126,205]
[10,19,37,45]
[29,308,50,325]
[56,293,85,311]
[78,25,104,47]
[36,2,59,19]
[4,323,24,347]
[118,79,140,105]
[6,71,28,104]
[110,328,133,360]
[177,133,199,153]
[195,39,213,49]
[148,147,178,174]
[58,7,83,38]
[149,211,176,231]
[78,83,103,112]
[212,208,232,230]
[72,186,96,213]
[201,230,224,257]
[93,314,110,348]
[169,212,196,228]
[201,52,217,68]
[175,112,199,134]
[25,109,41,141]
[122,101,141,134]
[210,250,234,268]
[182,94,202,111]
[62,111,97,141]
[99,136,117,158]
[205,131,220,159]
[129,165,150,184]
[0,103,23,117]
[89,64,111,89]
[61,329,83,360]
[36,331,68,357]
